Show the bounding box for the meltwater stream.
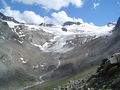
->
[18,59,61,90]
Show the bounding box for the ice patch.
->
[20,57,27,64]
[6,21,19,28]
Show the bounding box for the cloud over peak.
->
[12,0,84,10]
[0,7,84,25]
[49,11,83,24]
[0,7,44,24]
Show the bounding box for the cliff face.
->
[115,17,120,28]
[113,17,120,34]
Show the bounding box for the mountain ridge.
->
[0,12,19,23]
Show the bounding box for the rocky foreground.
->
[53,53,120,90]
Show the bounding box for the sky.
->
[0,0,120,26]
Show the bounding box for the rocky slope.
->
[53,53,120,90]
[86,53,120,90]
[0,18,57,89]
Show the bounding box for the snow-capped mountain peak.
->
[0,12,115,53]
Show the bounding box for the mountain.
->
[0,12,119,89]
[0,12,19,23]
[107,22,116,27]
[115,17,120,28]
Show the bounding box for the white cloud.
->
[0,0,84,24]
[51,11,73,24]
[0,7,44,24]
[44,11,84,24]
[93,2,100,9]
[22,11,44,24]
[12,0,84,10]
[0,7,83,25]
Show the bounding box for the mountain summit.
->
[115,17,120,28]
[0,12,19,23]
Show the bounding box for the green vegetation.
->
[0,68,36,90]
[28,66,97,90]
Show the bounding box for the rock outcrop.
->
[61,27,67,32]
[113,17,120,34]
[63,21,81,26]
[107,22,116,27]
[85,53,120,90]
[115,17,120,28]
[39,23,55,27]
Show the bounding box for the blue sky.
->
[0,0,120,26]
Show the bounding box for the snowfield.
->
[7,21,115,53]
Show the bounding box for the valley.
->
[0,12,120,90]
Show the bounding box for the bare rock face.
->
[11,24,54,45]
[63,21,81,26]
[61,27,67,32]
[107,22,116,27]
[113,17,120,33]
[39,23,55,27]
[109,53,120,64]
[115,17,120,28]
[0,20,15,41]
